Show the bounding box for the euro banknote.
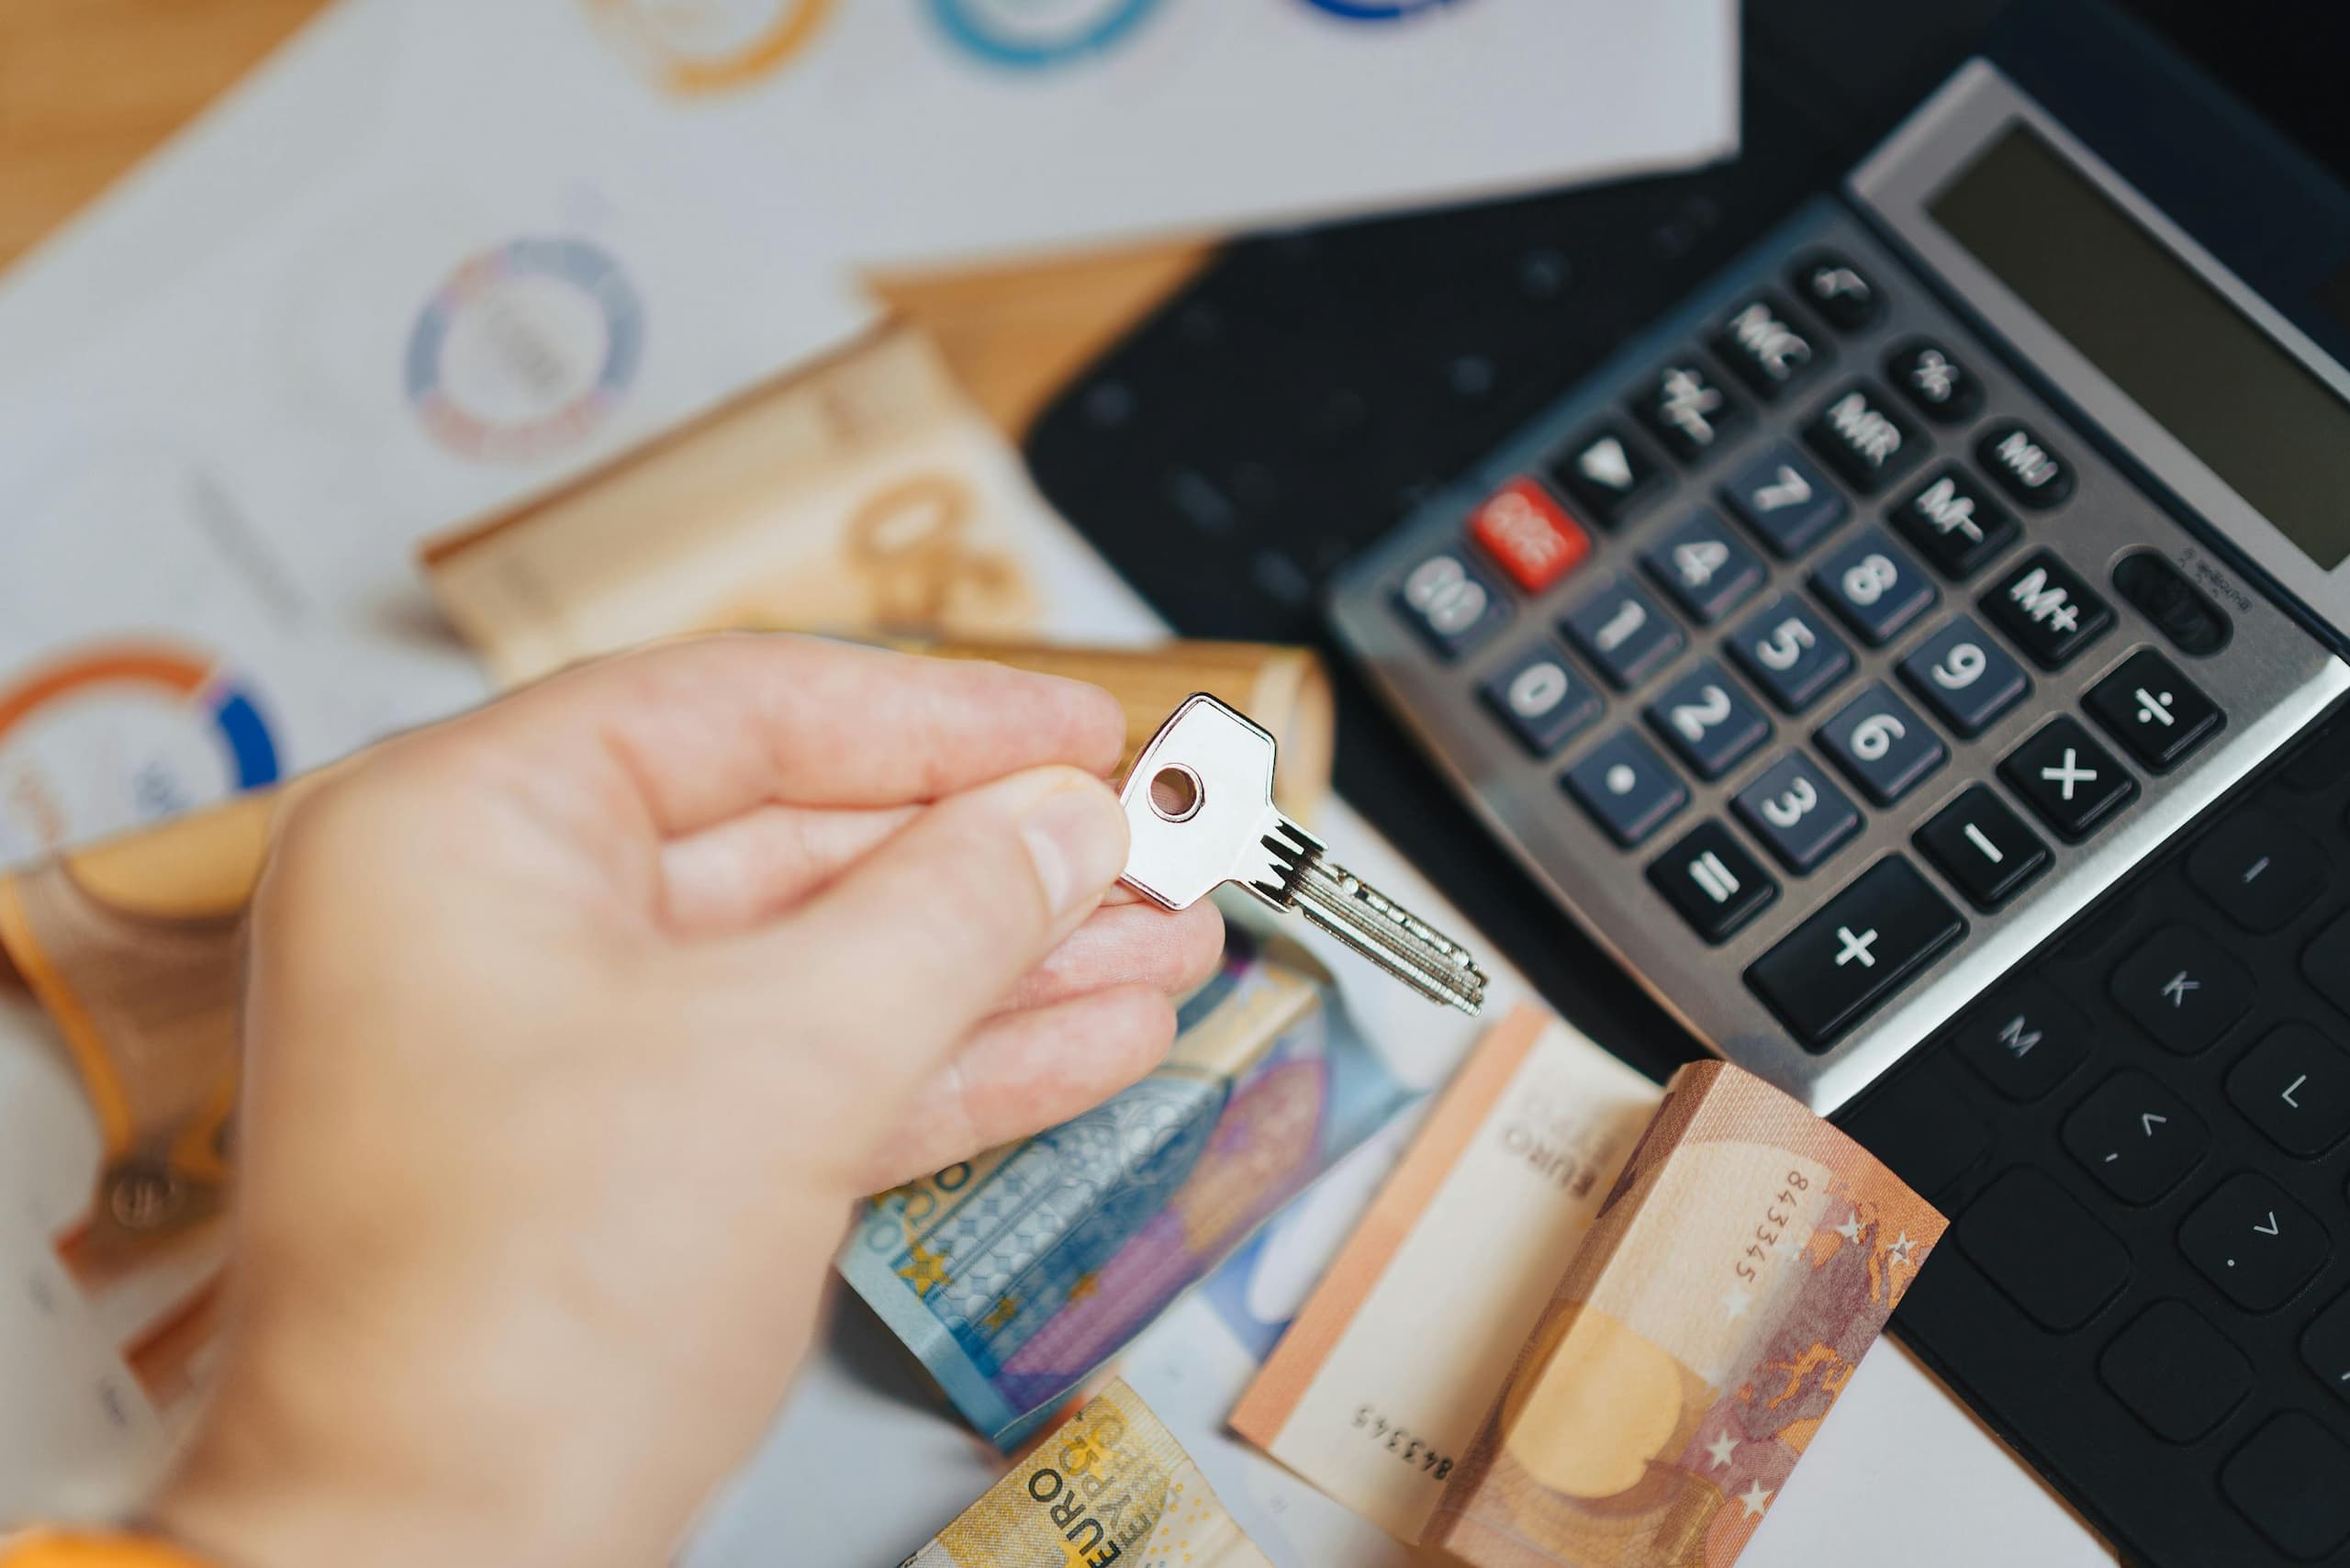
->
[898,1379,1269,1568]
[840,918,1413,1450]
[1424,1058,1949,1568]
[1228,1005,1661,1543]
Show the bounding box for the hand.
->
[151,636,1223,1568]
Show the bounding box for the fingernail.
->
[1022,784,1128,918]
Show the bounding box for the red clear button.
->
[1469,478,1591,593]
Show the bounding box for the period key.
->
[1746,857,1966,1048]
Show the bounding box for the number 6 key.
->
[1117,693,1488,1014]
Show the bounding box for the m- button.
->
[2110,925,2254,1055]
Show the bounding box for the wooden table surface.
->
[0,0,1207,432]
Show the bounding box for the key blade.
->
[1118,693,1298,910]
[1291,857,1488,1015]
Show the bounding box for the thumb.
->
[755,764,1131,1068]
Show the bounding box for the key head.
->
[1118,693,1283,910]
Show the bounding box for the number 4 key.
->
[1117,694,1488,1014]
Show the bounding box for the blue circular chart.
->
[929,0,1161,68]
[1300,0,1464,18]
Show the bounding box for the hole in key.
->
[1148,765,1203,823]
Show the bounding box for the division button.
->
[1561,728,1689,848]
[1477,643,1602,757]
[1998,715,2134,839]
[1647,820,1778,944]
[2061,1069,2209,1204]
[2084,647,2221,772]
[1466,477,1591,593]
[1744,856,1964,1047]
[1888,464,2015,579]
[1981,550,2115,669]
[2110,924,2253,1056]
[1718,441,1849,557]
[1977,420,2075,509]
[1915,784,2051,912]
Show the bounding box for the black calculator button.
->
[1884,337,1983,424]
[1955,1166,2131,1333]
[1562,729,1688,848]
[1950,977,2090,1102]
[1842,1060,1988,1201]
[1647,821,1778,944]
[1897,617,2029,738]
[2100,1301,2252,1444]
[1789,250,1883,332]
[1732,752,1861,874]
[2188,814,2325,934]
[1982,551,2115,669]
[1642,660,1770,780]
[2063,1070,2209,1204]
[2182,1173,2328,1314]
[1727,598,1852,714]
[1550,424,1666,526]
[1718,441,1848,558]
[1744,856,1964,1047]
[2111,925,2253,1056]
[1999,716,2134,839]
[2113,549,2231,655]
[1393,550,1508,659]
[1803,380,1927,496]
[1711,291,1824,400]
[1809,527,1937,646]
[1977,421,2074,509]
[2228,1024,2350,1158]
[1559,577,1684,690]
[2085,648,2222,772]
[1630,358,1751,465]
[1817,683,1946,806]
[1639,508,1764,625]
[1888,465,2015,579]
[1478,643,1602,757]
[2225,1413,2350,1561]
[1916,786,2051,913]
[2300,1292,2350,1404]
[2304,913,2350,1022]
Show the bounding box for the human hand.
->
[151,636,1223,1568]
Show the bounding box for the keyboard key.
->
[1884,337,1984,424]
[1789,250,1883,331]
[1916,786,2051,912]
[1550,423,1666,527]
[2111,925,2254,1056]
[1467,478,1591,594]
[1560,577,1684,690]
[2085,648,2222,772]
[1950,978,2092,1102]
[1732,752,1861,874]
[2305,912,2350,1022]
[1562,729,1688,848]
[2181,1172,2328,1313]
[1817,684,1946,806]
[1744,857,1964,1047]
[1478,643,1602,757]
[1977,420,2075,509]
[1982,550,2114,669]
[1647,820,1778,944]
[2062,1070,2208,1204]
[2188,814,2325,934]
[1999,716,2135,840]
[1719,442,1848,558]
[1728,598,1853,714]
[1841,1061,1988,1200]
[1639,508,1764,624]
[1955,1166,2131,1332]
[2223,1413,2350,1561]
[1394,550,1508,658]
[1642,660,1771,780]
[2112,548,2232,657]
[1888,465,2015,579]
[1630,357,1751,465]
[1711,291,1824,400]
[2228,1024,2350,1157]
[2099,1300,2252,1443]
[1810,527,1937,646]
[1804,380,1928,495]
[2300,1290,2350,1405]
[1897,616,2029,737]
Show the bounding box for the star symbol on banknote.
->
[1887,1230,1917,1268]
[1066,1271,1102,1303]
[1834,1211,1864,1243]
[1737,1479,1774,1518]
[980,1294,1022,1331]
[1706,1430,1740,1470]
[1721,1281,1754,1321]
[896,1242,949,1297]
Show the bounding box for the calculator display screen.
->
[1930,125,2350,569]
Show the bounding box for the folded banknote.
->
[1425,1058,1948,1568]
[899,1379,1270,1568]
[841,919,1412,1450]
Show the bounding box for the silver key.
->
[1118,693,1488,1014]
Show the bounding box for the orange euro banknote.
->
[1425,1058,1948,1568]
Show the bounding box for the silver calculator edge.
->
[1326,58,2350,1116]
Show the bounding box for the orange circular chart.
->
[581,0,835,95]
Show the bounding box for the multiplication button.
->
[1562,729,1688,848]
[1478,643,1601,756]
[1999,716,2134,840]
[1915,785,2049,911]
[1744,856,1965,1048]
[1647,821,1777,944]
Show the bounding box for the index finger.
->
[444,634,1127,834]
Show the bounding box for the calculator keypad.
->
[1720,441,1848,557]
[1642,659,1771,780]
[1818,683,1947,805]
[1561,576,1684,689]
[1727,598,1852,713]
[1810,526,1937,646]
[1639,508,1765,624]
